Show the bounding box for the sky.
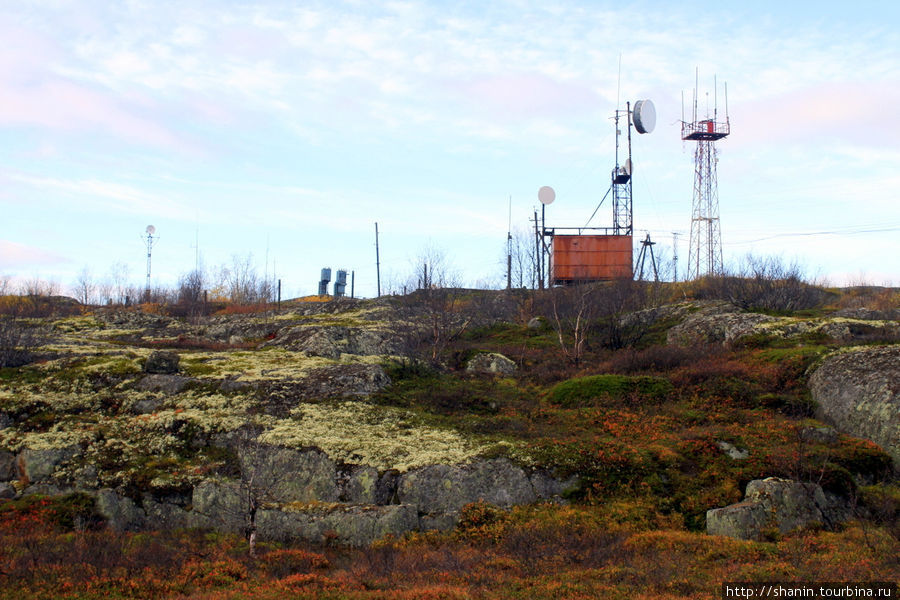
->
[2,0,899,299]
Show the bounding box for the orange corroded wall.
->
[551,235,633,283]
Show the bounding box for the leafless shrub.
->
[693,255,825,313]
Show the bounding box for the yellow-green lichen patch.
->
[181,348,375,381]
[51,315,105,334]
[259,401,510,472]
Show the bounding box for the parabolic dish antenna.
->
[538,186,556,205]
[624,158,633,176]
[633,99,656,134]
[146,225,156,235]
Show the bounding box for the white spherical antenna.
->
[538,186,556,205]
[633,99,656,134]
[146,225,156,235]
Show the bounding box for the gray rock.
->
[526,317,544,330]
[667,309,778,346]
[258,503,419,546]
[135,374,193,395]
[191,479,246,533]
[0,482,15,499]
[142,496,192,530]
[809,346,900,466]
[717,441,749,460]
[339,465,380,504]
[17,444,81,483]
[707,477,833,540]
[0,412,11,430]
[398,459,536,515]
[238,445,339,503]
[264,325,401,359]
[0,451,16,481]
[95,489,146,531]
[144,350,180,374]
[465,352,517,375]
[298,364,392,399]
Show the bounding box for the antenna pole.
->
[507,195,512,290]
[374,222,381,297]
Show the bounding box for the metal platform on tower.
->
[681,118,730,141]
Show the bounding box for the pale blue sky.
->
[2,0,899,297]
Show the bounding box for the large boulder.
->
[95,489,146,531]
[263,325,400,359]
[398,459,538,516]
[808,346,900,466]
[238,445,339,503]
[17,444,81,483]
[144,350,180,374]
[667,309,778,346]
[707,477,834,540]
[466,352,516,375]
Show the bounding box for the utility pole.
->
[374,222,381,297]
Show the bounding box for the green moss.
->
[547,374,674,408]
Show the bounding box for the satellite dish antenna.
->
[146,225,156,235]
[624,158,633,176]
[538,186,556,205]
[633,99,656,134]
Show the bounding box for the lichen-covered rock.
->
[667,309,778,346]
[397,459,537,515]
[17,444,81,483]
[707,477,838,540]
[238,445,339,503]
[264,325,401,359]
[257,503,419,546]
[143,495,192,530]
[338,465,380,504]
[144,350,180,374]
[191,479,245,533]
[95,489,146,531]
[465,352,516,375]
[809,346,900,466]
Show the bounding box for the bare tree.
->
[548,283,599,366]
[109,262,131,305]
[73,266,96,305]
[0,275,13,296]
[507,227,540,289]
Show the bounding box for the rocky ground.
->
[0,288,898,546]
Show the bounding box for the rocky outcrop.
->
[144,350,180,374]
[258,504,419,546]
[263,325,401,359]
[95,488,146,531]
[667,309,778,346]
[465,353,516,375]
[239,445,339,503]
[17,444,81,483]
[707,477,842,540]
[397,459,574,520]
[809,346,900,466]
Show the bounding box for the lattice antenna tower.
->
[144,225,157,294]
[682,69,729,279]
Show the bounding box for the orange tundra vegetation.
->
[1,495,897,599]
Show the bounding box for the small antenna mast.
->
[144,225,157,298]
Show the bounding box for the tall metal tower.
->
[682,72,729,279]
